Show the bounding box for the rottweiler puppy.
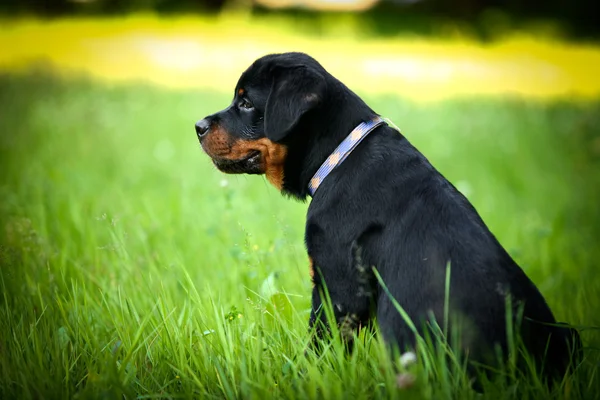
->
[195,52,581,381]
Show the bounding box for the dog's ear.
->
[264,65,326,142]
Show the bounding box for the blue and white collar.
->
[308,116,390,197]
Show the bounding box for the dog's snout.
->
[195,119,210,139]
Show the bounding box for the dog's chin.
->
[212,151,263,174]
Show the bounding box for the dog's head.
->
[195,52,327,190]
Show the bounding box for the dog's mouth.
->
[211,150,263,174]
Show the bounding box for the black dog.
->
[195,52,580,381]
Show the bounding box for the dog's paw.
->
[399,351,417,369]
[396,372,416,389]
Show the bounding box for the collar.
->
[308,116,388,197]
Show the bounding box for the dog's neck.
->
[280,80,378,200]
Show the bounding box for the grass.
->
[0,68,599,399]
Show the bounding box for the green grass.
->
[1,69,599,399]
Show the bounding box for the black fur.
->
[196,52,581,382]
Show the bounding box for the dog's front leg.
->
[307,285,329,352]
[306,256,373,353]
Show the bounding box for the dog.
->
[195,52,581,382]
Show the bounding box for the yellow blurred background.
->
[2,14,600,102]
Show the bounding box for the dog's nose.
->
[195,119,210,139]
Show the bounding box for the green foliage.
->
[0,70,599,399]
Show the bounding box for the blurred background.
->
[1,0,600,398]
[1,0,600,100]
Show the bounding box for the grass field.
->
[1,67,600,399]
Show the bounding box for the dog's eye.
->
[239,99,253,110]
